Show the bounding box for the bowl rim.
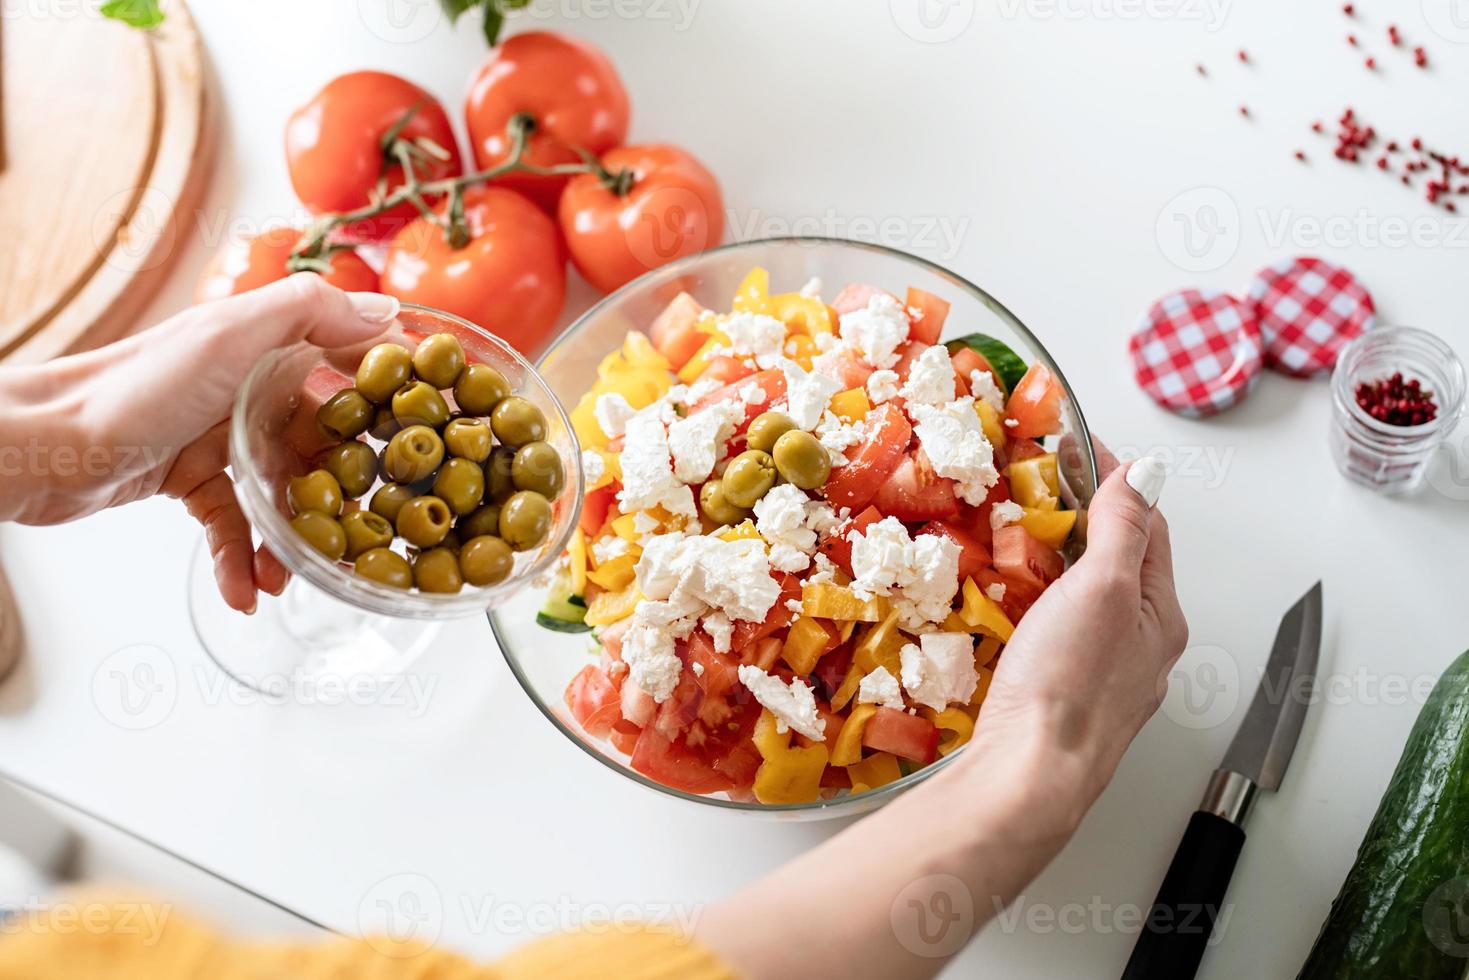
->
[229,302,584,621]
[490,235,1098,814]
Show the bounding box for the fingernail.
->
[347,292,400,325]
[1126,456,1167,508]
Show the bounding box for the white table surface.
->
[5,0,1469,975]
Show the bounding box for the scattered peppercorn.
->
[1356,372,1438,426]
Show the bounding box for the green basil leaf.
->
[99,0,164,29]
[480,0,505,46]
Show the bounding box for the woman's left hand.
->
[0,275,398,612]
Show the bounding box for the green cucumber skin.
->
[1297,649,1469,980]
[535,611,591,634]
[946,333,1028,392]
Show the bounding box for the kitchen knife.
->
[1121,581,1323,980]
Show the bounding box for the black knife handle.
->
[1120,810,1246,980]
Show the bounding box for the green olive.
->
[391,380,450,428]
[484,447,517,504]
[369,482,417,525]
[354,547,413,589]
[443,418,493,462]
[721,450,777,508]
[383,425,445,485]
[291,511,346,561]
[287,469,343,517]
[340,510,394,561]
[413,333,466,389]
[396,495,453,549]
[490,396,547,448]
[699,479,751,526]
[316,388,374,441]
[499,491,552,551]
[431,458,485,515]
[460,535,514,587]
[453,363,511,415]
[320,441,378,499]
[745,412,797,455]
[354,343,413,404]
[370,405,402,441]
[772,430,831,490]
[412,547,464,594]
[511,441,565,498]
[457,503,501,540]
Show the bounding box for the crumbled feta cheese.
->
[622,626,682,701]
[633,512,660,535]
[806,552,839,585]
[785,598,805,614]
[857,665,905,710]
[720,312,787,368]
[968,369,1006,413]
[754,484,822,573]
[737,666,826,740]
[618,413,697,518]
[591,535,630,565]
[814,411,865,468]
[813,332,838,353]
[838,293,910,369]
[850,517,912,597]
[685,376,723,403]
[738,381,768,406]
[985,582,1007,603]
[594,393,637,438]
[900,345,957,407]
[989,500,1024,531]
[702,610,733,654]
[849,517,961,629]
[799,276,823,298]
[636,535,780,625]
[909,397,999,506]
[581,449,606,486]
[1003,418,1019,429]
[899,633,979,711]
[668,401,743,484]
[691,661,705,677]
[779,358,843,431]
[867,369,901,404]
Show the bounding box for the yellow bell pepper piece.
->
[586,553,637,591]
[720,520,760,542]
[847,752,902,794]
[582,449,619,491]
[568,529,589,598]
[831,664,866,712]
[584,583,642,626]
[783,333,818,369]
[770,292,834,335]
[922,707,975,757]
[959,578,1015,642]
[781,616,831,676]
[1006,454,1061,508]
[1019,508,1077,550]
[596,366,672,409]
[569,392,607,451]
[621,331,671,372]
[801,583,890,622]
[839,620,858,644]
[753,743,829,805]
[973,399,1006,450]
[610,512,641,542]
[830,703,877,766]
[970,664,995,711]
[829,388,871,424]
[975,635,1002,669]
[675,331,733,384]
[732,267,771,314]
[853,610,905,677]
[753,708,790,759]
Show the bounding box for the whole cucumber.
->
[1297,649,1469,979]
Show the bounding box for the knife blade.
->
[1121,582,1323,980]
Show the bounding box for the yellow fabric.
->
[0,893,736,980]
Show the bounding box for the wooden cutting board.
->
[0,0,212,365]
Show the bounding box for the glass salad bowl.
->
[188,305,582,695]
[490,237,1098,819]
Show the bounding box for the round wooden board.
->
[0,0,212,365]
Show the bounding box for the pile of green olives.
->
[288,333,564,595]
[695,411,833,525]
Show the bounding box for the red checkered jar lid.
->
[1247,256,1375,378]
[1130,288,1265,418]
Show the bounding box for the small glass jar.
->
[1330,326,1466,493]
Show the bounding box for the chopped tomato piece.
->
[1004,363,1064,439]
[949,347,1001,394]
[698,355,756,387]
[832,282,894,315]
[730,574,801,652]
[827,349,874,390]
[631,726,732,794]
[890,339,927,382]
[916,520,992,581]
[993,524,1065,589]
[822,403,911,511]
[862,707,940,764]
[818,505,881,576]
[565,665,621,738]
[905,286,950,346]
[1007,438,1048,463]
[620,677,657,727]
[687,631,741,700]
[975,567,1042,623]
[820,765,851,789]
[957,477,1012,547]
[609,718,641,755]
[814,646,854,700]
[648,295,707,370]
[704,699,762,789]
[691,369,786,430]
[873,452,960,522]
[653,665,704,741]
[579,483,618,536]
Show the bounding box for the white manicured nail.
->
[1126,456,1166,508]
[348,292,400,324]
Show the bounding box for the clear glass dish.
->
[490,237,1098,819]
[189,304,582,694]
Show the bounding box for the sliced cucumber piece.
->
[947,333,1028,393]
[536,571,590,633]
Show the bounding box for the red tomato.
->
[609,718,642,755]
[825,349,875,391]
[690,369,785,429]
[814,646,854,699]
[729,575,801,653]
[648,298,707,370]
[697,355,756,388]
[1004,363,1065,439]
[949,347,1003,395]
[653,665,704,741]
[630,726,731,794]
[890,339,927,383]
[702,700,762,789]
[560,144,724,292]
[975,567,1042,623]
[916,520,992,582]
[817,505,882,576]
[862,707,940,764]
[465,32,629,212]
[564,665,621,738]
[956,477,1012,547]
[993,524,1065,589]
[873,452,960,522]
[195,229,379,302]
[832,282,894,316]
[381,186,566,355]
[285,72,463,242]
[1007,438,1049,462]
[905,286,950,346]
[579,483,617,536]
[687,631,741,700]
[822,403,912,511]
[619,678,657,728]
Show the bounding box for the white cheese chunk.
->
[838,293,910,369]
[720,312,787,368]
[618,413,697,518]
[738,666,826,740]
[899,633,979,712]
[867,369,901,404]
[849,517,961,629]
[909,397,1000,505]
[594,393,637,439]
[989,499,1024,531]
[668,401,743,484]
[779,358,844,431]
[968,369,1006,413]
[900,345,957,407]
[857,665,905,710]
[581,449,606,486]
[622,625,683,702]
